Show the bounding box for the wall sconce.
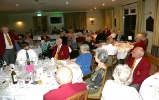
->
[90,17,95,24]
[16,21,23,26]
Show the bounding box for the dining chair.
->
[66,90,88,100]
[107,55,118,74]
[87,68,107,99]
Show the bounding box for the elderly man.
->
[115,31,125,41]
[44,66,87,100]
[125,47,151,90]
[16,41,38,62]
[0,26,19,65]
[101,37,118,55]
[131,34,146,51]
[51,38,69,60]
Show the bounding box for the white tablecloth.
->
[115,42,133,59]
[0,61,83,100]
[31,45,42,56]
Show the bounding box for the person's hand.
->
[49,46,54,49]
[89,85,98,90]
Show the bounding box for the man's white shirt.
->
[16,49,38,61]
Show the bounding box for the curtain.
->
[100,10,106,29]
[152,0,159,46]
[105,9,113,29]
[63,12,86,31]
[115,5,123,32]
[135,0,144,36]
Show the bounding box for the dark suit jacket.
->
[115,35,125,41]
[96,32,106,43]
[0,32,19,56]
[44,83,87,100]
[125,56,151,86]
[51,44,69,60]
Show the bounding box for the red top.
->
[44,83,87,100]
[125,56,151,86]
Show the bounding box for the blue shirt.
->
[75,53,92,75]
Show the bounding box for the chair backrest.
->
[66,90,88,100]
[107,55,117,67]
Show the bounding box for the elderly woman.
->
[70,44,92,75]
[86,48,108,94]
[101,64,139,100]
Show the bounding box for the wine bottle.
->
[11,68,17,84]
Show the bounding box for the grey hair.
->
[56,37,62,42]
[80,44,90,51]
[1,26,8,31]
[113,64,133,86]
[136,47,145,56]
[85,36,91,42]
[95,48,108,63]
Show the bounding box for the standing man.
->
[51,38,69,60]
[125,47,151,90]
[0,26,19,65]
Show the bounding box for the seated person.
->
[131,34,146,51]
[41,37,56,58]
[60,32,67,45]
[96,29,106,43]
[101,64,139,100]
[139,73,159,100]
[70,44,92,75]
[16,41,38,61]
[101,37,118,55]
[82,36,97,50]
[51,38,69,60]
[41,30,49,40]
[67,32,78,50]
[44,66,87,100]
[115,31,125,41]
[142,31,149,47]
[24,33,33,45]
[85,48,108,94]
[125,47,151,90]
[108,29,116,39]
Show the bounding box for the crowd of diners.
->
[0,25,157,100]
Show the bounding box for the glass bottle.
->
[11,68,17,84]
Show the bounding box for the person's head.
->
[80,44,90,53]
[56,66,73,85]
[113,64,133,86]
[21,41,30,50]
[117,31,122,36]
[43,30,47,36]
[107,37,114,44]
[1,26,9,34]
[104,26,108,30]
[45,37,51,42]
[142,32,148,37]
[68,29,74,34]
[60,32,65,37]
[56,37,62,47]
[131,47,144,59]
[94,48,108,63]
[110,29,115,34]
[135,34,144,42]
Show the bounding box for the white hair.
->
[113,64,133,86]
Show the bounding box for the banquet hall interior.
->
[0,0,159,100]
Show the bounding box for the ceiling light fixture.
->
[94,7,96,9]
[66,1,68,5]
[103,4,105,6]
[112,0,114,1]
[16,4,19,6]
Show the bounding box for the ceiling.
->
[0,0,128,14]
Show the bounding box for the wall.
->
[143,0,155,53]
[0,14,9,28]
[86,11,101,32]
[8,12,64,34]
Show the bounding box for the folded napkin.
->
[0,81,9,91]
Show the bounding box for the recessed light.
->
[103,4,105,6]
[91,9,92,10]
[94,7,96,9]
[112,0,114,1]
[16,4,19,6]
[66,1,68,4]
